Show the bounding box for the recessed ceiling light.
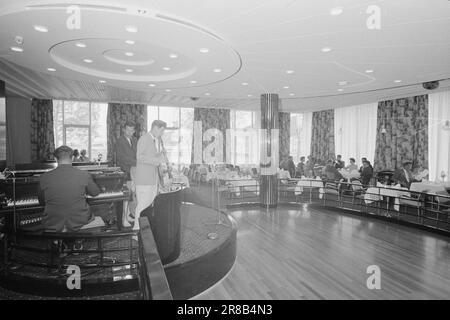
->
[248,94,253,97]
[190,80,197,84]
[10,46,23,52]
[321,47,332,52]
[83,59,93,63]
[283,86,290,89]
[33,25,48,32]
[99,80,106,84]
[47,68,56,72]
[125,52,134,57]
[337,88,344,92]
[199,48,209,53]
[213,68,222,73]
[125,25,138,33]
[338,81,348,86]
[365,69,374,73]
[330,7,343,16]
[205,93,211,96]
[148,83,156,87]
[286,70,294,74]
[394,79,402,83]
[125,40,135,45]
[165,89,171,92]
[163,67,171,71]
[169,53,178,58]
[75,42,86,48]
[125,68,133,72]
[242,82,249,86]
[289,93,295,96]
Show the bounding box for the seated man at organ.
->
[38,145,102,232]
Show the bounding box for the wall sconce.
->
[442,120,450,131]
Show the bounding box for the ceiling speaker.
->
[422,81,439,90]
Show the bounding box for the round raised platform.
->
[164,202,237,300]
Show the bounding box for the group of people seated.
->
[281,154,428,190]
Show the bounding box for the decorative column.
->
[260,94,279,207]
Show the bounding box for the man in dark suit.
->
[116,121,137,179]
[393,160,417,189]
[38,146,102,232]
[115,121,138,227]
[360,160,374,187]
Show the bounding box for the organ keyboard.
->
[0,164,129,231]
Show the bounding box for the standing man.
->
[116,121,138,227]
[134,120,167,230]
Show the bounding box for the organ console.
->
[0,164,130,231]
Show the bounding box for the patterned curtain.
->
[279,112,290,161]
[374,95,428,172]
[310,109,335,162]
[107,103,147,162]
[30,99,55,162]
[192,107,230,163]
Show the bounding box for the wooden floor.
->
[193,204,450,300]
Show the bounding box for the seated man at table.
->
[38,146,103,232]
[323,160,344,181]
[360,160,373,187]
[334,154,345,169]
[345,158,358,171]
[393,160,419,189]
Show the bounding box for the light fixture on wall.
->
[442,120,450,131]
[381,120,387,134]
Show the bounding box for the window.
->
[290,112,312,161]
[53,100,108,161]
[147,106,194,168]
[229,110,260,167]
[0,97,5,160]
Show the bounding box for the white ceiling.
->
[0,0,449,112]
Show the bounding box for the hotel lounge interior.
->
[0,0,449,300]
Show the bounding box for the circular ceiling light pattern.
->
[125,68,133,72]
[286,70,294,74]
[394,79,402,83]
[321,47,332,52]
[76,42,86,48]
[83,59,93,63]
[23,7,240,87]
[163,67,171,71]
[148,83,156,87]
[125,52,134,57]
[365,69,374,73]
[99,80,106,83]
[213,68,222,73]
[47,67,56,72]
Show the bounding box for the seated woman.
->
[323,160,344,181]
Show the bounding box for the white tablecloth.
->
[409,181,448,194]
[295,177,324,197]
[364,183,410,211]
[339,169,360,180]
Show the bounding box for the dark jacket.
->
[38,164,101,232]
[286,159,296,178]
[324,165,344,181]
[393,168,415,189]
[360,166,374,186]
[335,160,345,170]
[116,135,137,177]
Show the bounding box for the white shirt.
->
[403,168,410,182]
[149,132,159,151]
